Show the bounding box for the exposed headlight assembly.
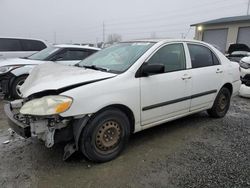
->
[0,65,21,74]
[20,96,73,116]
[240,60,250,69]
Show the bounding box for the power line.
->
[103,2,246,33]
[103,3,246,39]
[105,0,245,25]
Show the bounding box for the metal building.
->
[191,15,250,53]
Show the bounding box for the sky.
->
[0,0,249,44]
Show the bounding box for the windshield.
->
[27,47,60,60]
[78,42,154,73]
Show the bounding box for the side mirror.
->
[141,64,165,77]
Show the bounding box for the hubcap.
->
[95,120,121,152]
[16,79,25,97]
[218,94,227,110]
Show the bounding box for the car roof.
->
[0,36,48,43]
[54,44,100,51]
[125,38,208,44]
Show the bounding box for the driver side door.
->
[140,43,192,127]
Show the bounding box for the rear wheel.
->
[11,75,28,99]
[207,87,231,118]
[80,108,130,162]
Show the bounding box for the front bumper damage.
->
[4,102,31,138]
[4,99,90,160]
[241,74,250,87]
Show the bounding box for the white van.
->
[0,37,48,59]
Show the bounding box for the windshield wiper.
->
[82,65,109,72]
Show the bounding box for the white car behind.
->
[0,44,100,99]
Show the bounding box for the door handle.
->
[181,74,192,80]
[216,69,223,74]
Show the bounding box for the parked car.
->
[226,43,250,62]
[0,37,49,59]
[239,56,250,98]
[4,39,241,162]
[0,44,100,99]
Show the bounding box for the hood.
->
[228,44,250,54]
[0,58,44,67]
[20,62,116,97]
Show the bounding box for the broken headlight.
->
[20,96,73,116]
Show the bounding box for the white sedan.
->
[5,39,241,162]
[0,44,100,99]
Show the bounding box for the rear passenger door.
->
[187,43,224,111]
[52,48,96,65]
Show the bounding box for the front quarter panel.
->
[11,65,37,77]
[60,74,141,130]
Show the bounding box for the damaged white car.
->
[4,39,241,162]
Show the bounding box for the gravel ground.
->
[0,96,249,188]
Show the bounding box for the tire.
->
[80,108,130,163]
[207,87,231,118]
[11,75,28,99]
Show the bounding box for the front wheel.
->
[80,108,130,162]
[11,75,28,99]
[207,87,231,118]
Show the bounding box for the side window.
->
[0,38,22,51]
[54,49,91,61]
[89,50,98,55]
[188,44,220,68]
[147,43,186,73]
[212,53,220,65]
[21,39,47,51]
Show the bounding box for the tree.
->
[106,33,122,44]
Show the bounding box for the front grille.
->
[242,74,250,86]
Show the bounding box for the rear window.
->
[188,44,220,68]
[20,39,47,51]
[0,38,22,51]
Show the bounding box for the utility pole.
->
[247,0,250,15]
[102,22,105,43]
[181,33,185,39]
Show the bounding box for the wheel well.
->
[9,74,29,98]
[96,104,135,134]
[222,83,233,95]
[10,74,29,87]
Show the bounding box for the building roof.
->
[191,15,250,26]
